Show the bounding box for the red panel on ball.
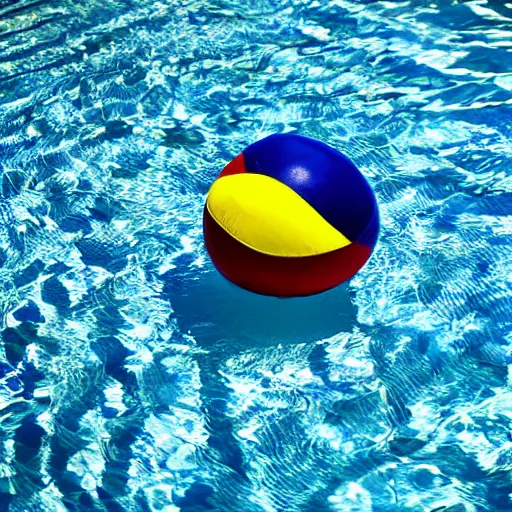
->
[203,207,372,297]
[219,153,246,177]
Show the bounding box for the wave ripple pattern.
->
[0,0,511,511]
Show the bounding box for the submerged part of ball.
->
[203,133,379,297]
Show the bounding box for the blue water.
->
[0,0,512,510]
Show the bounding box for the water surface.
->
[0,0,512,511]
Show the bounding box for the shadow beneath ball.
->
[169,268,357,352]
[166,266,358,481]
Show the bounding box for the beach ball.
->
[203,133,379,297]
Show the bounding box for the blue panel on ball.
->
[243,133,377,243]
[356,204,380,248]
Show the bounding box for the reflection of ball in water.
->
[203,133,380,298]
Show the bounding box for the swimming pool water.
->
[0,0,512,510]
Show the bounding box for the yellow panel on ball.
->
[206,173,351,257]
